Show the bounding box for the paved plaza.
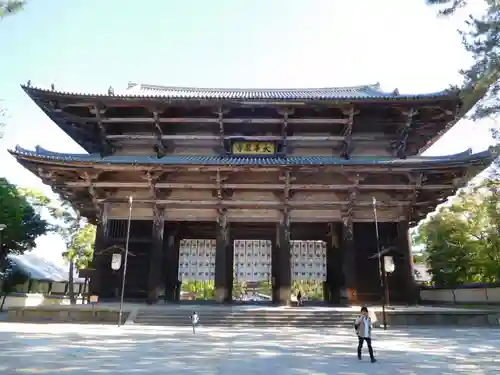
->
[0,323,499,374]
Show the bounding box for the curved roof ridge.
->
[20,82,453,100]
[133,82,384,92]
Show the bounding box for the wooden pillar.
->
[225,231,234,302]
[277,210,291,305]
[271,232,280,304]
[89,203,109,297]
[341,214,358,305]
[398,221,417,304]
[164,224,179,302]
[214,209,229,303]
[147,205,165,304]
[325,223,341,304]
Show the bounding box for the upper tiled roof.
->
[9,146,494,167]
[22,82,457,102]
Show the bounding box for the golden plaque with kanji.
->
[232,141,276,155]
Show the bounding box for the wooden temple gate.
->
[8,81,494,306]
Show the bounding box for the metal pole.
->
[372,197,387,330]
[118,196,133,327]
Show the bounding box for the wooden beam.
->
[97,117,349,124]
[105,134,390,142]
[65,180,455,191]
[95,198,410,207]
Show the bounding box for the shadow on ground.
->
[0,323,499,374]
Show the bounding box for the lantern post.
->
[118,196,133,327]
[372,197,387,330]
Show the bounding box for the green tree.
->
[22,190,97,304]
[416,180,500,286]
[0,178,47,309]
[427,0,499,120]
[0,258,28,311]
[0,178,48,258]
[62,223,96,304]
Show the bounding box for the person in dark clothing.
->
[354,306,376,363]
[297,291,302,306]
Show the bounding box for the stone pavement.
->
[0,323,499,374]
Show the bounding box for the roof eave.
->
[20,84,460,104]
[8,148,495,170]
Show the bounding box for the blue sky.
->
[0,0,497,263]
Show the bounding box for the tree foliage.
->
[0,178,48,258]
[24,192,96,304]
[416,179,500,286]
[0,258,28,311]
[427,0,500,120]
[0,0,24,19]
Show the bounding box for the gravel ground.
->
[0,323,499,374]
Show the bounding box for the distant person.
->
[191,310,199,334]
[297,291,302,306]
[354,306,376,363]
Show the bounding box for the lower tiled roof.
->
[9,146,494,167]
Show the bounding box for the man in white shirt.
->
[191,311,199,334]
[354,306,376,363]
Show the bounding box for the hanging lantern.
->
[111,253,122,270]
[384,256,395,273]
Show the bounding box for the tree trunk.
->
[68,259,75,305]
[0,292,7,311]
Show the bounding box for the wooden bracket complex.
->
[90,104,113,157]
[340,106,358,159]
[395,108,418,159]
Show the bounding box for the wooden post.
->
[89,203,109,297]
[341,212,357,305]
[164,226,179,302]
[214,209,229,303]
[147,205,165,304]
[398,221,417,304]
[277,209,291,305]
[325,223,341,304]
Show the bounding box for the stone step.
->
[133,310,359,327]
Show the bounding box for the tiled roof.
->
[22,82,457,102]
[9,146,494,167]
[7,253,85,283]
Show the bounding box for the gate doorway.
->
[178,239,216,301]
[290,236,328,304]
[232,239,273,303]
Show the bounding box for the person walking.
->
[354,306,376,363]
[191,310,199,334]
[297,291,302,306]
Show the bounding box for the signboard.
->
[232,141,276,155]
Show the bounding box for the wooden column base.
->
[346,287,358,305]
[214,287,228,303]
[278,287,291,306]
